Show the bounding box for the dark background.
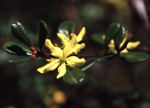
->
[0,0,150,108]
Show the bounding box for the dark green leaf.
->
[3,42,32,56]
[114,25,126,46]
[63,67,85,85]
[11,22,32,46]
[38,21,48,50]
[58,21,75,38]
[91,33,105,44]
[106,23,121,44]
[7,57,31,63]
[120,52,149,63]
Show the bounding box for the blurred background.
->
[0,0,150,108]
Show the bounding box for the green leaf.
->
[58,21,75,38]
[3,42,32,56]
[38,21,48,50]
[11,22,32,46]
[63,67,85,85]
[7,57,31,63]
[120,52,149,63]
[106,23,121,44]
[91,33,105,44]
[114,25,126,46]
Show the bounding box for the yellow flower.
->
[57,27,86,54]
[37,34,85,79]
[108,31,140,54]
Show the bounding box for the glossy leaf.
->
[7,57,31,63]
[38,21,48,50]
[63,67,85,85]
[120,52,149,63]
[11,22,32,46]
[114,25,126,46]
[106,23,121,44]
[3,42,32,56]
[58,21,75,38]
[91,33,105,44]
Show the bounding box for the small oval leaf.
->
[39,21,48,50]
[63,67,85,85]
[114,25,126,46]
[3,42,32,56]
[11,22,32,46]
[120,52,149,63]
[106,23,121,44]
[58,21,75,38]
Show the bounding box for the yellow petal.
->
[57,63,66,79]
[120,31,132,48]
[57,33,70,46]
[37,59,60,74]
[63,36,77,57]
[66,56,86,67]
[46,58,55,62]
[126,41,140,49]
[73,43,85,54]
[77,27,86,42]
[108,39,115,49]
[121,48,128,53]
[45,39,63,57]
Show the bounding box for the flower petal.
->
[57,63,66,79]
[108,39,115,49]
[45,39,63,57]
[66,56,86,67]
[63,36,77,57]
[57,33,70,47]
[37,59,60,74]
[120,31,132,48]
[121,48,128,53]
[77,27,86,42]
[127,41,140,49]
[73,43,85,54]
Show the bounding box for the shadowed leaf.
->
[3,42,32,56]
[39,21,48,50]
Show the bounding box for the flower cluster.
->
[37,27,86,79]
[108,31,140,54]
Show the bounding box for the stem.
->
[76,49,108,58]
[81,54,114,71]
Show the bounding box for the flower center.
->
[60,56,66,63]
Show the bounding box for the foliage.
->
[2,21,149,85]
